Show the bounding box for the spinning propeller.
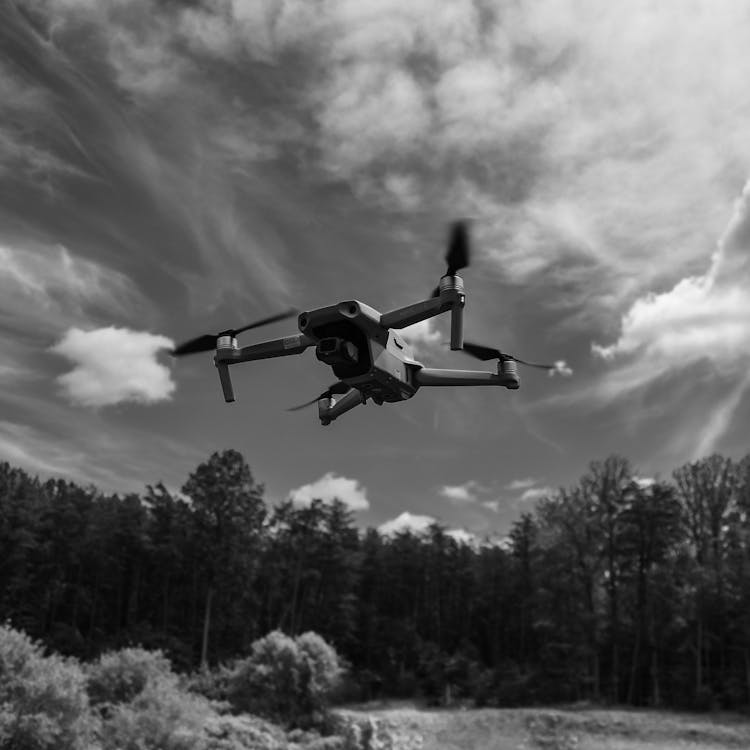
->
[462,341,557,371]
[287,381,351,411]
[172,309,298,356]
[431,220,470,297]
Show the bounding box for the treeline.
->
[1,450,750,711]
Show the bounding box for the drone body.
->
[173,222,557,425]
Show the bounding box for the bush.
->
[87,647,176,707]
[99,678,216,750]
[230,630,344,728]
[0,624,95,750]
[184,662,235,705]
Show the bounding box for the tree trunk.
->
[627,632,640,705]
[696,618,703,697]
[651,645,661,707]
[162,575,170,632]
[201,586,214,669]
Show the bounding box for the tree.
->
[618,480,683,705]
[181,450,266,667]
[674,455,738,703]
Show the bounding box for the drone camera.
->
[316,337,359,366]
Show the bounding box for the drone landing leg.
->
[318,388,365,425]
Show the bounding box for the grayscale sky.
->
[2,0,750,540]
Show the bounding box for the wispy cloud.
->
[691,370,750,459]
[289,471,370,511]
[0,419,142,490]
[593,180,750,378]
[51,327,175,407]
[505,477,539,491]
[0,243,143,328]
[588,180,750,449]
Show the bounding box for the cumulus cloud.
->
[289,471,370,511]
[549,361,573,377]
[51,327,175,407]
[377,512,475,544]
[593,179,750,382]
[445,528,477,546]
[378,511,435,536]
[440,480,479,504]
[519,486,555,504]
[400,318,442,353]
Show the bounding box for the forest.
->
[1,449,749,712]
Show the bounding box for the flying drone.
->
[172,222,559,425]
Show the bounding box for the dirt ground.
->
[336,703,750,750]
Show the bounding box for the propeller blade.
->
[172,309,298,357]
[462,341,502,361]
[462,341,558,371]
[431,221,471,297]
[287,381,350,411]
[171,334,220,357]
[445,220,470,275]
[232,308,298,336]
[512,356,560,371]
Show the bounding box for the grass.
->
[335,703,750,750]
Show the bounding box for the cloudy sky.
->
[3,0,750,539]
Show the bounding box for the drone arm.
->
[380,284,465,349]
[380,296,449,329]
[216,333,316,364]
[414,367,519,390]
[380,286,466,330]
[213,333,315,403]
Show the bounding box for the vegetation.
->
[0,624,349,749]
[2,449,750,713]
[229,629,345,727]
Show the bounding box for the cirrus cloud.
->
[51,327,175,407]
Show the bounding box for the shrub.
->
[296,632,345,710]
[87,647,176,708]
[0,624,95,750]
[229,630,344,728]
[184,662,235,705]
[99,677,216,750]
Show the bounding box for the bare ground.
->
[335,703,750,750]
